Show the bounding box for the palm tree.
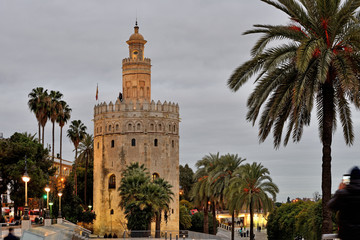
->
[191,153,218,234]
[227,0,360,233]
[153,178,174,238]
[209,154,245,239]
[78,133,94,206]
[67,120,87,196]
[28,87,48,144]
[49,90,63,161]
[226,162,278,240]
[56,101,71,182]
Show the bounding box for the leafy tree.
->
[227,0,360,233]
[179,204,192,230]
[67,120,87,196]
[179,164,194,201]
[267,200,322,240]
[0,132,55,216]
[226,162,278,240]
[180,199,194,211]
[189,212,218,235]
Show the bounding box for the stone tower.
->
[93,23,180,236]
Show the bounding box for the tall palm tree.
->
[49,90,63,161]
[78,133,94,206]
[153,178,174,238]
[226,162,278,240]
[227,0,360,233]
[56,101,71,183]
[210,154,245,239]
[28,87,48,144]
[67,120,87,196]
[191,153,218,234]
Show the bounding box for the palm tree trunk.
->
[60,126,63,181]
[74,147,78,196]
[155,211,161,238]
[42,125,45,146]
[231,210,235,240]
[212,201,216,235]
[38,122,41,144]
[249,199,254,240]
[52,122,55,161]
[203,200,209,234]
[321,82,334,234]
[85,151,89,205]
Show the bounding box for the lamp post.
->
[58,192,62,218]
[22,172,30,220]
[49,202,53,218]
[44,185,50,218]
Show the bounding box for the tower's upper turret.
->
[122,22,151,102]
[126,22,147,60]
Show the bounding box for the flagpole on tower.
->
[96,83,99,102]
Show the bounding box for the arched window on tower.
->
[172,140,175,148]
[109,174,116,189]
[152,173,159,181]
[150,123,154,131]
[116,124,119,131]
[109,125,112,131]
[158,124,162,131]
[137,123,141,131]
[131,138,136,146]
[128,123,132,131]
[154,139,158,147]
[111,140,115,148]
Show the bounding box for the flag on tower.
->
[96,84,98,100]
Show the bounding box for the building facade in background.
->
[93,23,180,236]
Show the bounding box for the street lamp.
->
[45,185,50,218]
[22,171,30,220]
[58,192,62,218]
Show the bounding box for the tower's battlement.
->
[94,99,179,116]
[122,57,151,64]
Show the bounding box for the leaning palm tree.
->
[226,162,278,240]
[78,133,94,206]
[49,90,63,161]
[153,178,174,238]
[56,101,71,182]
[67,120,87,196]
[28,87,48,144]
[209,154,245,239]
[227,0,360,233]
[191,153,218,234]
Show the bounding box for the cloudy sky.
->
[1,0,360,202]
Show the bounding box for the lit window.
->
[152,173,159,181]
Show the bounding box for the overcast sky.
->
[1,0,360,202]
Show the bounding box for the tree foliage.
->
[0,132,55,213]
[179,164,195,201]
[267,201,322,240]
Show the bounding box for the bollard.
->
[170,233,172,240]
[176,234,178,240]
[165,231,167,240]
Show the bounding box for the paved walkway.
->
[217,228,267,240]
